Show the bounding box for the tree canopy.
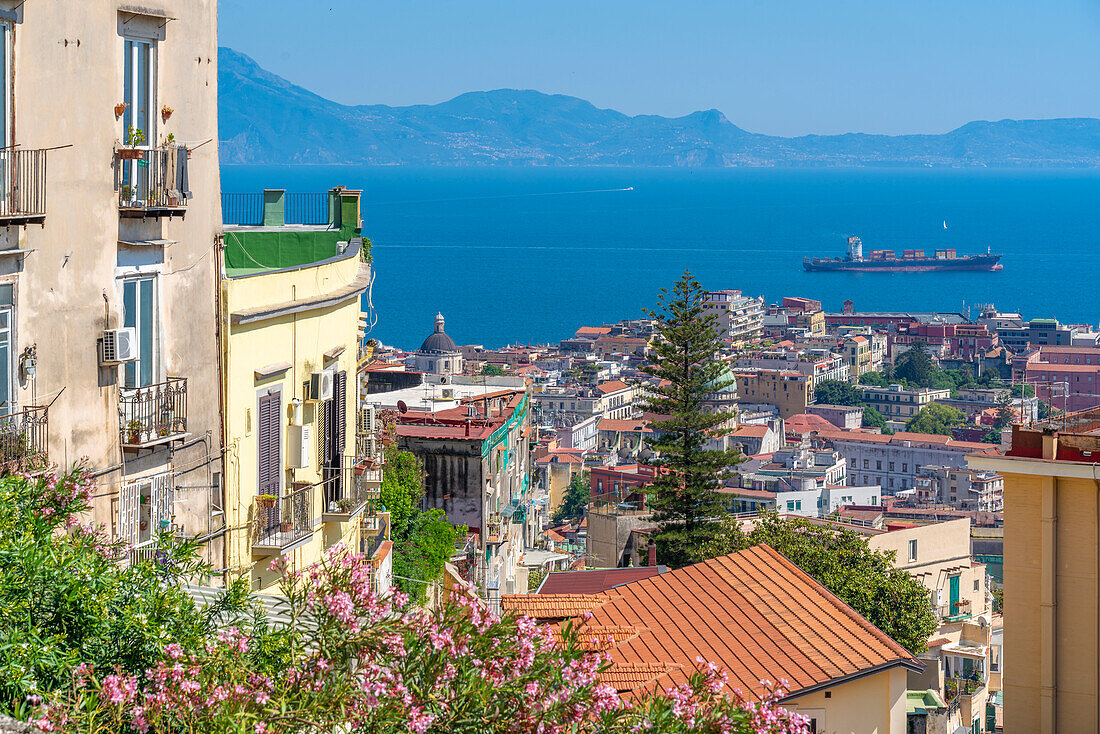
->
[905,402,967,436]
[813,379,864,406]
[552,471,590,524]
[697,513,938,655]
[480,363,507,377]
[640,271,740,568]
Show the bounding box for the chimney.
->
[465,418,471,437]
[647,541,657,567]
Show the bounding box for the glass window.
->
[123,37,155,143]
[122,276,157,388]
[0,305,11,414]
[908,539,918,562]
[0,22,10,149]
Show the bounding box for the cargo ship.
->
[803,236,1003,272]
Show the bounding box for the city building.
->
[502,545,923,733]
[808,403,864,430]
[844,334,874,377]
[968,411,1100,733]
[860,384,952,421]
[396,389,531,605]
[734,369,813,419]
[1018,345,1100,413]
[0,2,225,568]
[735,348,849,386]
[703,289,765,344]
[220,188,378,591]
[818,430,999,494]
[409,312,464,376]
[912,466,1004,512]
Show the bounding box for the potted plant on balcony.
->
[114,102,128,118]
[125,419,143,445]
[336,497,354,513]
[256,494,277,509]
[117,126,145,160]
[280,520,293,533]
[160,104,173,121]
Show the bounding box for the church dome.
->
[419,312,458,353]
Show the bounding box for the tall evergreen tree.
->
[640,271,740,568]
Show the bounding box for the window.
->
[123,36,156,144]
[0,283,13,414]
[908,539,918,562]
[974,579,980,591]
[889,462,895,471]
[863,459,869,469]
[876,460,882,470]
[902,463,907,472]
[257,388,281,499]
[121,276,157,388]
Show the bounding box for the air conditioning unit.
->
[307,370,334,401]
[100,327,138,365]
[287,423,312,469]
[358,404,376,434]
[441,387,454,400]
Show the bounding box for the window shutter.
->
[118,480,140,547]
[258,391,281,497]
[334,370,347,461]
[151,472,173,530]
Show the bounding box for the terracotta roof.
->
[576,326,613,337]
[599,662,682,693]
[731,425,770,438]
[557,625,646,651]
[556,544,921,698]
[717,487,777,500]
[499,593,606,620]
[1026,363,1100,373]
[598,418,651,433]
[544,529,567,544]
[786,413,837,432]
[536,567,664,595]
[597,380,631,394]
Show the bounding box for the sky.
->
[218,0,1100,137]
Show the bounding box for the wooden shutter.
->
[118,480,140,547]
[333,371,347,462]
[150,472,173,531]
[258,390,281,497]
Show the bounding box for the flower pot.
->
[257,496,276,509]
[280,522,292,533]
[117,148,143,160]
[128,432,141,444]
[114,103,128,117]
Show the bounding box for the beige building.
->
[0,2,223,565]
[970,416,1100,734]
[734,368,812,419]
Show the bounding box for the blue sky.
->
[218,0,1100,136]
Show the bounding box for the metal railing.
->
[119,377,188,446]
[253,483,314,551]
[0,405,48,473]
[321,458,382,520]
[945,673,985,700]
[221,192,263,225]
[285,192,329,225]
[0,148,47,221]
[117,145,189,211]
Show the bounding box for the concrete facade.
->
[0,2,223,566]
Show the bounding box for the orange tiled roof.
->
[597,380,631,394]
[598,418,651,433]
[554,545,920,698]
[558,625,645,651]
[598,662,682,693]
[500,594,607,620]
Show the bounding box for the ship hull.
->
[803,254,1002,272]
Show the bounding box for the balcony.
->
[252,482,315,555]
[116,145,189,218]
[321,458,383,523]
[485,513,508,544]
[0,148,47,226]
[222,191,331,226]
[119,377,188,449]
[0,406,48,474]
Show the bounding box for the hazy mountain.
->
[219,47,1100,167]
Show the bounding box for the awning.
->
[942,641,988,660]
[118,238,176,247]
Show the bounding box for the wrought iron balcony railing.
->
[117,145,189,217]
[0,405,48,474]
[253,482,314,554]
[322,457,382,522]
[119,377,188,447]
[0,148,47,224]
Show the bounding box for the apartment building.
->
[818,430,998,494]
[969,412,1100,734]
[735,348,850,386]
[1017,345,1100,413]
[703,289,764,344]
[0,3,223,565]
[913,465,1004,512]
[220,188,380,592]
[734,369,813,419]
[861,384,952,421]
[396,390,531,606]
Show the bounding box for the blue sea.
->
[219,166,1100,349]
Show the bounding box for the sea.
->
[219,166,1100,350]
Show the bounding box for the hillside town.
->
[0,3,1094,734]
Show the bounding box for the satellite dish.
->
[397,400,408,414]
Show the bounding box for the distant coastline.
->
[218,47,1100,168]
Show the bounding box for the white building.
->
[409,312,464,376]
[704,289,765,344]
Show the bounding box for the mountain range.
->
[218,47,1100,167]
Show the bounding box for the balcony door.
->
[0,284,13,416]
[121,276,158,389]
[320,370,347,499]
[122,36,155,203]
[257,387,282,535]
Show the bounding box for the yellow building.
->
[969,415,1100,734]
[220,187,383,592]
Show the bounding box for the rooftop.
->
[536,567,666,595]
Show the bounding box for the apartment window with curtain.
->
[121,276,157,388]
[121,35,156,201]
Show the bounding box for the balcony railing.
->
[285,193,329,224]
[0,148,47,224]
[321,458,383,522]
[117,145,189,217]
[945,673,985,701]
[0,405,48,474]
[486,513,508,544]
[253,482,315,555]
[221,192,263,225]
[119,377,188,447]
[221,192,331,226]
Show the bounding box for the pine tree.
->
[640,271,740,568]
